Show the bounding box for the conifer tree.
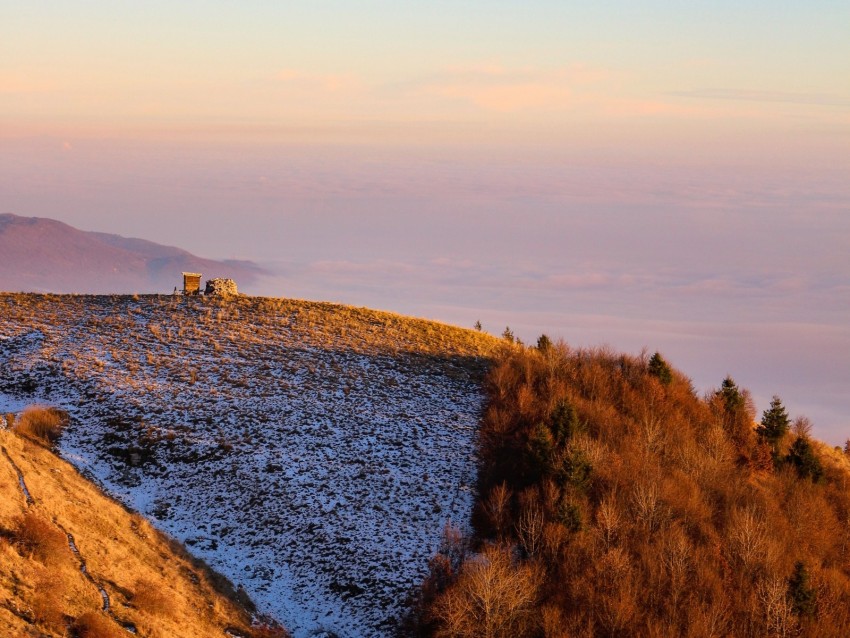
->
[719,376,745,413]
[788,561,816,617]
[786,436,823,483]
[648,352,673,385]
[756,395,790,449]
[549,400,578,446]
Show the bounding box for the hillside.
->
[0,415,278,638]
[0,293,502,637]
[414,343,850,638]
[0,214,265,294]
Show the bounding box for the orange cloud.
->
[405,63,615,113]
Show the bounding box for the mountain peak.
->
[0,213,265,294]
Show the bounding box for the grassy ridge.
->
[0,292,505,636]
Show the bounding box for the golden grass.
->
[0,429,262,638]
[0,292,503,360]
[13,406,68,447]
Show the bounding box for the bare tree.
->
[728,505,767,571]
[596,496,622,550]
[631,479,663,534]
[792,416,813,439]
[483,483,512,539]
[432,545,541,638]
[516,503,545,558]
[756,575,795,638]
[661,524,692,615]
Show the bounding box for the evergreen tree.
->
[526,423,555,482]
[788,561,816,617]
[786,436,823,483]
[474,320,483,332]
[719,376,745,413]
[756,395,790,449]
[648,352,673,385]
[502,326,515,343]
[549,400,578,446]
[536,334,552,354]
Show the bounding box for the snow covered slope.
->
[0,293,500,637]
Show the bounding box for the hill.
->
[0,412,280,638]
[0,293,502,637]
[413,343,850,638]
[0,214,265,294]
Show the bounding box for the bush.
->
[71,611,121,638]
[14,406,69,446]
[251,623,290,638]
[132,578,176,617]
[31,571,67,631]
[13,511,67,565]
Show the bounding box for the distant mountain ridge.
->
[0,213,265,293]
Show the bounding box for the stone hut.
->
[205,278,238,296]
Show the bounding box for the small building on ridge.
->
[182,272,202,295]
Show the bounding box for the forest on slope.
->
[414,341,850,638]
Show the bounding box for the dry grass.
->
[131,577,176,617]
[0,292,506,635]
[12,511,67,565]
[71,611,122,638]
[0,429,268,638]
[14,406,68,447]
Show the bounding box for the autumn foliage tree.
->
[415,340,850,637]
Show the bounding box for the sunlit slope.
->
[0,293,503,637]
[416,345,850,638]
[0,428,267,638]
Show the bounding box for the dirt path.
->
[1,445,34,506]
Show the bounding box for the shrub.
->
[132,578,176,617]
[31,571,67,631]
[14,406,69,446]
[13,511,67,565]
[71,611,121,638]
[252,624,290,638]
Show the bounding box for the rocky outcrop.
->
[205,278,238,296]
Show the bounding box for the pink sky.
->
[1,2,849,441]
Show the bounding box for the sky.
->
[1,2,849,441]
